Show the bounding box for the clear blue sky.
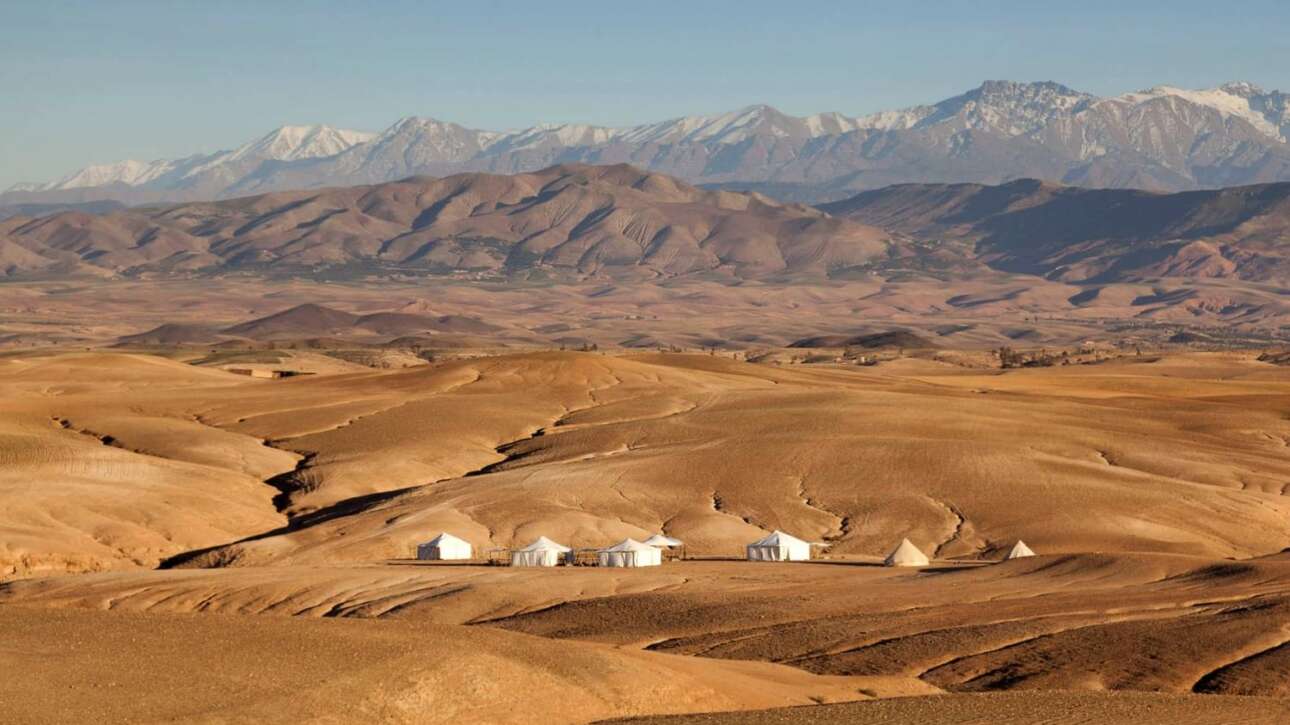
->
[3,0,1289,187]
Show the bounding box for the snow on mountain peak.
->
[613,104,827,146]
[177,124,375,180]
[1113,84,1286,142]
[483,123,619,152]
[863,80,1094,137]
[48,158,178,191]
[361,116,491,164]
[387,116,448,132]
[228,124,374,163]
[803,111,861,136]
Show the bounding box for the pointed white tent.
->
[510,536,572,567]
[1005,540,1035,560]
[416,532,472,561]
[884,538,930,567]
[642,534,683,548]
[598,538,664,568]
[746,530,812,561]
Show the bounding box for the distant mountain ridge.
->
[0,199,126,222]
[114,303,501,346]
[0,164,894,280]
[4,162,1289,287]
[8,80,1290,205]
[822,179,1290,283]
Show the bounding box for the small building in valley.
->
[746,530,812,562]
[510,536,572,567]
[598,538,663,568]
[884,538,930,567]
[1005,540,1036,560]
[415,532,472,561]
[643,533,685,560]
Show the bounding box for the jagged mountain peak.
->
[375,116,495,145]
[235,124,375,161]
[907,80,1094,136]
[357,116,494,166]
[1219,80,1268,98]
[385,115,467,132]
[970,79,1089,100]
[180,124,375,181]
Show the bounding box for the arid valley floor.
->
[4,321,1290,722]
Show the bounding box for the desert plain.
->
[12,5,1290,721]
[3,300,1290,723]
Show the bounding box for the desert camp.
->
[10,3,1290,723]
[410,529,966,569]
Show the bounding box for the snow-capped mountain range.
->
[15,125,374,193]
[8,80,1290,204]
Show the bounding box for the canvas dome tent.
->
[746,530,812,561]
[416,532,472,561]
[643,534,683,548]
[642,533,684,560]
[598,538,664,568]
[510,536,572,567]
[884,538,930,567]
[1005,540,1035,560]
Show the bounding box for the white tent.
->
[510,536,572,567]
[642,534,683,548]
[416,532,472,561]
[598,538,664,568]
[884,538,930,567]
[1005,540,1035,560]
[746,530,812,561]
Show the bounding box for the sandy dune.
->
[176,351,1290,567]
[0,354,293,577]
[0,605,912,725]
[4,350,1290,575]
[4,348,1290,721]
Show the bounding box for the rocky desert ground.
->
[3,335,1290,723]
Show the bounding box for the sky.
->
[3,0,1290,188]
